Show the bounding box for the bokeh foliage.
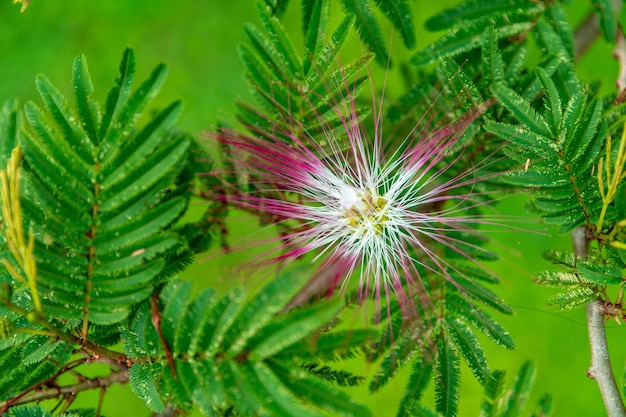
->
[0,1,625,417]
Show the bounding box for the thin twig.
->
[575,11,600,60]
[151,405,181,417]
[586,299,626,417]
[0,358,86,412]
[0,370,128,411]
[97,387,106,417]
[575,1,623,61]
[613,26,626,103]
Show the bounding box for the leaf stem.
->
[586,299,626,417]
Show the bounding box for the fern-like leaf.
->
[480,370,506,417]
[501,361,535,417]
[487,66,605,233]
[425,0,541,31]
[0,328,72,401]
[481,27,505,86]
[445,317,490,385]
[303,0,329,74]
[372,0,415,49]
[592,0,617,43]
[478,361,552,417]
[446,294,514,350]
[2,405,98,417]
[396,355,434,417]
[414,2,541,65]
[123,270,374,417]
[492,83,551,137]
[339,0,387,65]
[434,339,461,417]
[237,3,369,146]
[548,287,597,310]
[0,100,20,167]
[14,49,194,332]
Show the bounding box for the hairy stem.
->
[586,299,626,417]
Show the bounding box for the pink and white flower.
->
[212,92,499,314]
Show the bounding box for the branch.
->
[574,1,623,61]
[151,406,180,417]
[614,27,626,92]
[614,26,626,104]
[0,370,128,411]
[574,11,600,60]
[586,299,626,417]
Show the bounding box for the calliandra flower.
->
[212,95,498,314]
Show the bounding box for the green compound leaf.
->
[0,327,72,402]
[396,355,434,417]
[481,26,505,86]
[446,294,514,350]
[372,0,415,49]
[123,273,374,417]
[537,67,562,136]
[72,55,100,145]
[425,0,543,31]
[535,271,585,287]
[0,100,21,167]
[481,369,507,417]
[492,83,551,138]
[592,0,617,43]
[395,360,554,417]
[339,0,387,65]
[539,247,621,311]
[278,328,378,362]
[2,405,99,417]
[301,363,364,387]
[501,361,536,417]
[490,64,606,234]
[479,362,550,417]
[545,3,574,59]
[15,49,195,329]
[577,263,623,286]
[445,317,490,385]
[248,298,343,360]
[237,4,369,146]
[530,394,554,417]
[402,403,442,417]
[303,0,330,74]
[264,0,289,16]
[434,339,461,417]
[548,287,598,310]
[414,13,536,65]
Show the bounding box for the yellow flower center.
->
[343,190,389,235]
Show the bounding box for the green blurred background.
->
[1,1,624,416]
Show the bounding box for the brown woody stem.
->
[0,370,128,411]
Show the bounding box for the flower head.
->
[213,85,497,315]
